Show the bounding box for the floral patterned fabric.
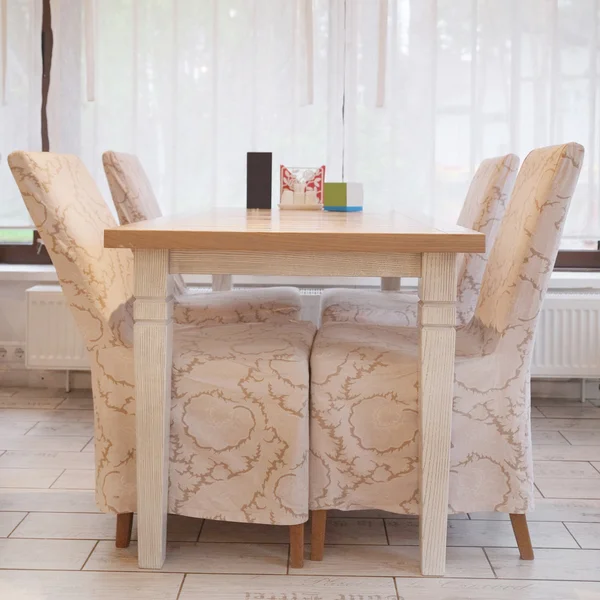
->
[320,154,520,328]
[102,151,302,324]
[9,151,315,525]
[310,143,583,515]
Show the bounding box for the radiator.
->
[531,292,600,378]
[26,285,89,370]
[23,286,600,379]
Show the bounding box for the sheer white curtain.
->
[48,0,343,213]
[0,0,42,227]
[346,0,599,242]
[48,0,598,241]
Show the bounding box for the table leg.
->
[134,249,173,569]
[418,252,457,576]
[380,277,401,291]
[212,274,233,291]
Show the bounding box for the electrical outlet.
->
[0,342,26,366]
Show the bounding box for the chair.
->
[320,154,519,328]
[102,151,303,326]
[9,151,315,568]
[308,143,584,562]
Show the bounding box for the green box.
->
[323,182,364,212]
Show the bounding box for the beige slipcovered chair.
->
[320,154,519,328]
[102,151,303,327]
[308,143,584,562]
[9,151,316,568]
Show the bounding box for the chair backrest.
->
[102,151,162,223]
[475,143,584,334]
[455,154,519,325]
[8,151,133,350]
[102,151,187,296]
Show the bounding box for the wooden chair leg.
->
[310,510,327,561]
[289,523,305,568]
[115,513,134,548]
[510,513,534,560]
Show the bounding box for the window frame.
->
[1,0,51,265]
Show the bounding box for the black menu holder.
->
[246,152,272,209]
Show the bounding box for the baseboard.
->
[531,378,600,400]
[0,368,92,390]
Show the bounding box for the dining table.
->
[104,207,485,576]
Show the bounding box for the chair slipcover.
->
[102,151,303,326]
[309,144,583,515]
[320,154,520,328]
[9,151,315,525]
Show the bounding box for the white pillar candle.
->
[293,183,305,205]
[305,190,317,205]
[281,189,294,205]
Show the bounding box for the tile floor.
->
[0,387,600,599]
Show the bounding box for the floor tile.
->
[486,547,600,581]
[0,489,98,512]
[533,396,591,406]
[0,408,94,422]
[471,499,600,522]
[0,512,27,537]
[533,444,600,461]
[82,439,94,452]
[51,469,95,490]
[530,406,545,417]
[200,518,388,545]
[180,574,398,600]
[323,517,388,545]
[84,541,288,574]
[12,512,203,542]
[13,388,67,399]
[535,477,600,499]
[565,522,600,549]
[0,467,63,489]
[385,518,576,548]
[199,520,290,543]
[0,435,91,452]
[395,578,600,599]
[561,431,600,445]
[328,509,467,520]
[0,570,183,600]
[537,405,600,419]
[57,396,94,410]
[12,512,116,540]
[299,545,493,578]
[27,421,94,437]
[531,431,569,445]
[534,460,600,478]
[61,389,95,398]
[0,421,36,436]
[532,418,600,431]
[0,451,94,470]
[0,538,96,570]
[328,509,409,518]
[0,397,64,409]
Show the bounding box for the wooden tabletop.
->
[104,208,485,254]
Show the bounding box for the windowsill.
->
[2,264,600,290]
[0,264,58,282]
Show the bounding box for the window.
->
[3,0,600,267]
[0,0,49,264]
